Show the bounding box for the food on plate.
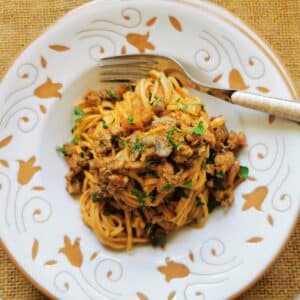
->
[58,70,248,250]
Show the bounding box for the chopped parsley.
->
[196,197,205,207]
[71,136,80,145]
[99,140,105,147]
[71,125,77,133]
[79,152,84,158]
[103,207,114,216]
[161,183,173,191]
[215,172,224,179]
[240,165,249,179]
[176,98,188,110]
[192,121,204,135]
[131,188,146,211]
[102,120,108,129]
[127,116,134,125]
[167,128,180,148]
[208,194,220,213]
[131,140,146,153]
[106,89,117,100]
[91,194,102,202]
[56,146,65,155]
[184,180,193,188]
[147,159,160,166]
[72,106,84,122]
[150,98,161,106]
[120,138,128,147]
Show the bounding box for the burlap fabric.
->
[0,1,299,299]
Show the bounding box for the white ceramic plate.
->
[0,1,299,299]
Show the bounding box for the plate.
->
[0,0,299,299]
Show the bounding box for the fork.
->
[99,54,300,122]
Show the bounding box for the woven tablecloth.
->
[0,1,299,299]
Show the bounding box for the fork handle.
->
[231,91,300,122]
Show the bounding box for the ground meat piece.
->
[214,126,228,150]
[214,189,234,206]
[172,145,193,163]
[108,174,129,187]
[65,171,83,195]
[227,131,247,151]
[214,151,235,174]
[85,91,101,106]
[151,116,176,131]
[226,161,240,186]
[149,226,167,247]
[141,134,172,158]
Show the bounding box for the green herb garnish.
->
[208,194,220,213]
[91,194,102,202]
[127,116,134,125]
[79,152,84,158]
[71,125,77,133]
[120,138,128,147]
[192,121,204,135]
[56,146,65,155]
[167,128,180,148]
[239,165,249,179]
[176,98,188,110]
[72,106,84,122]
[184,180,193,188]
[106,90,117,100]
[103,207,114,216]
[150,98,161,106]
[71,136,80,145]
[147,159,160,166]
[131,188,146,211]
[196,197,204,207]
[99,140,105,147]
[131,140,146,153]
[161,183,173,191]
[102,120,108,129]
[215,172,224,179]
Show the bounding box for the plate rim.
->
[0,0,299,299]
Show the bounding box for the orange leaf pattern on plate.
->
[22,117,29,123]
[146,17,157,26]
[32,239,39,260]
[40,56,47,68]
[0,135,13,148]
[64,282,69,290]
[34,77,63,99]
[22,73,29,79]
[242,186,268,211]
[213,74,223,83]
[267,215,274,226]
[59,236,83,268]
[17,156,41,186]
[169,16,182,32]
[33,209,41,216]
[32,186,45,191]
[229,69,249,90]
[269,114,276,124]
[126,32,155,53]
[121,45,126,55]
[258,153,264,159]
[188,250,194,262]
[0,160,9,168]
[168,291,176,300]
[44,260,58,266]
[136,292,148,300]
[39,105,47,114]
[107,270,112,278]
[246,237,263,243]
[256,86,270,93]
[90,251,98,261]
[49,45,70,52]
[211,248,216,256]
[158,258,190,282]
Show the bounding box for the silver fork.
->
[99,54,300,122]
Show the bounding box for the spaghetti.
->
[60,71,247,250]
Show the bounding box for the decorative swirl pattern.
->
[222,36,265,79]
[91,7,142,28]
[4,64,39,104]
[94,258,123,295]
[194,36,221,72]
[87,41,116,62]
[54,271,94,300]
[21,197,52,232]
[248,138,279,172]
[272,166,292,212]
[199,238,237,266]
[1,107,39,133]
[0,172,11,226]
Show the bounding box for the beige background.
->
[0,0,299,299]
